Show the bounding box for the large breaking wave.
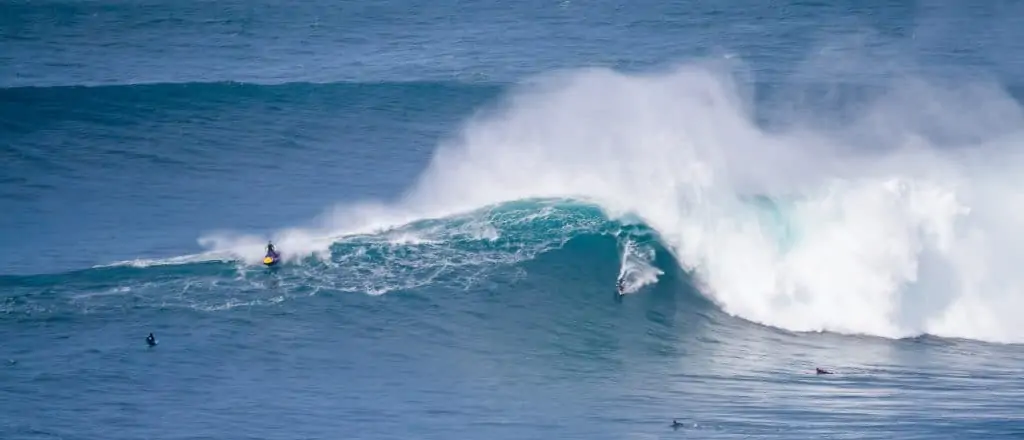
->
[193,57,1024,344]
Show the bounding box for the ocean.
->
[3,0,1024,438]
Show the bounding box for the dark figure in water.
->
[671,419,683,429]
[616,277,625,294]
[146,333,156,346]
[266,241,277,257]
[816,367,832,375]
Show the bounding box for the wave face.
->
[185,62,1024,345]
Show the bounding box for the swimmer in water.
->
[146,333,156,346]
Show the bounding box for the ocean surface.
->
[4,0,1024,438]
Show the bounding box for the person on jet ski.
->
[266,241,278,257]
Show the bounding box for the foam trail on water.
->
[616,237,663,295]
[197,200,428,266]
[95,252,235,269]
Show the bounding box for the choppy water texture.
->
[4,0,1024,439]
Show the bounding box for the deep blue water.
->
[4,1,1024,439]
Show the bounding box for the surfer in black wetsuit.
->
[146,333,156,346]
[616,277,625,294]
[816,367,832,375]
[671,419,683,429]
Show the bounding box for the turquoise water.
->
[4,1,1024,438]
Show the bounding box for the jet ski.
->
[263,243,281,266]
